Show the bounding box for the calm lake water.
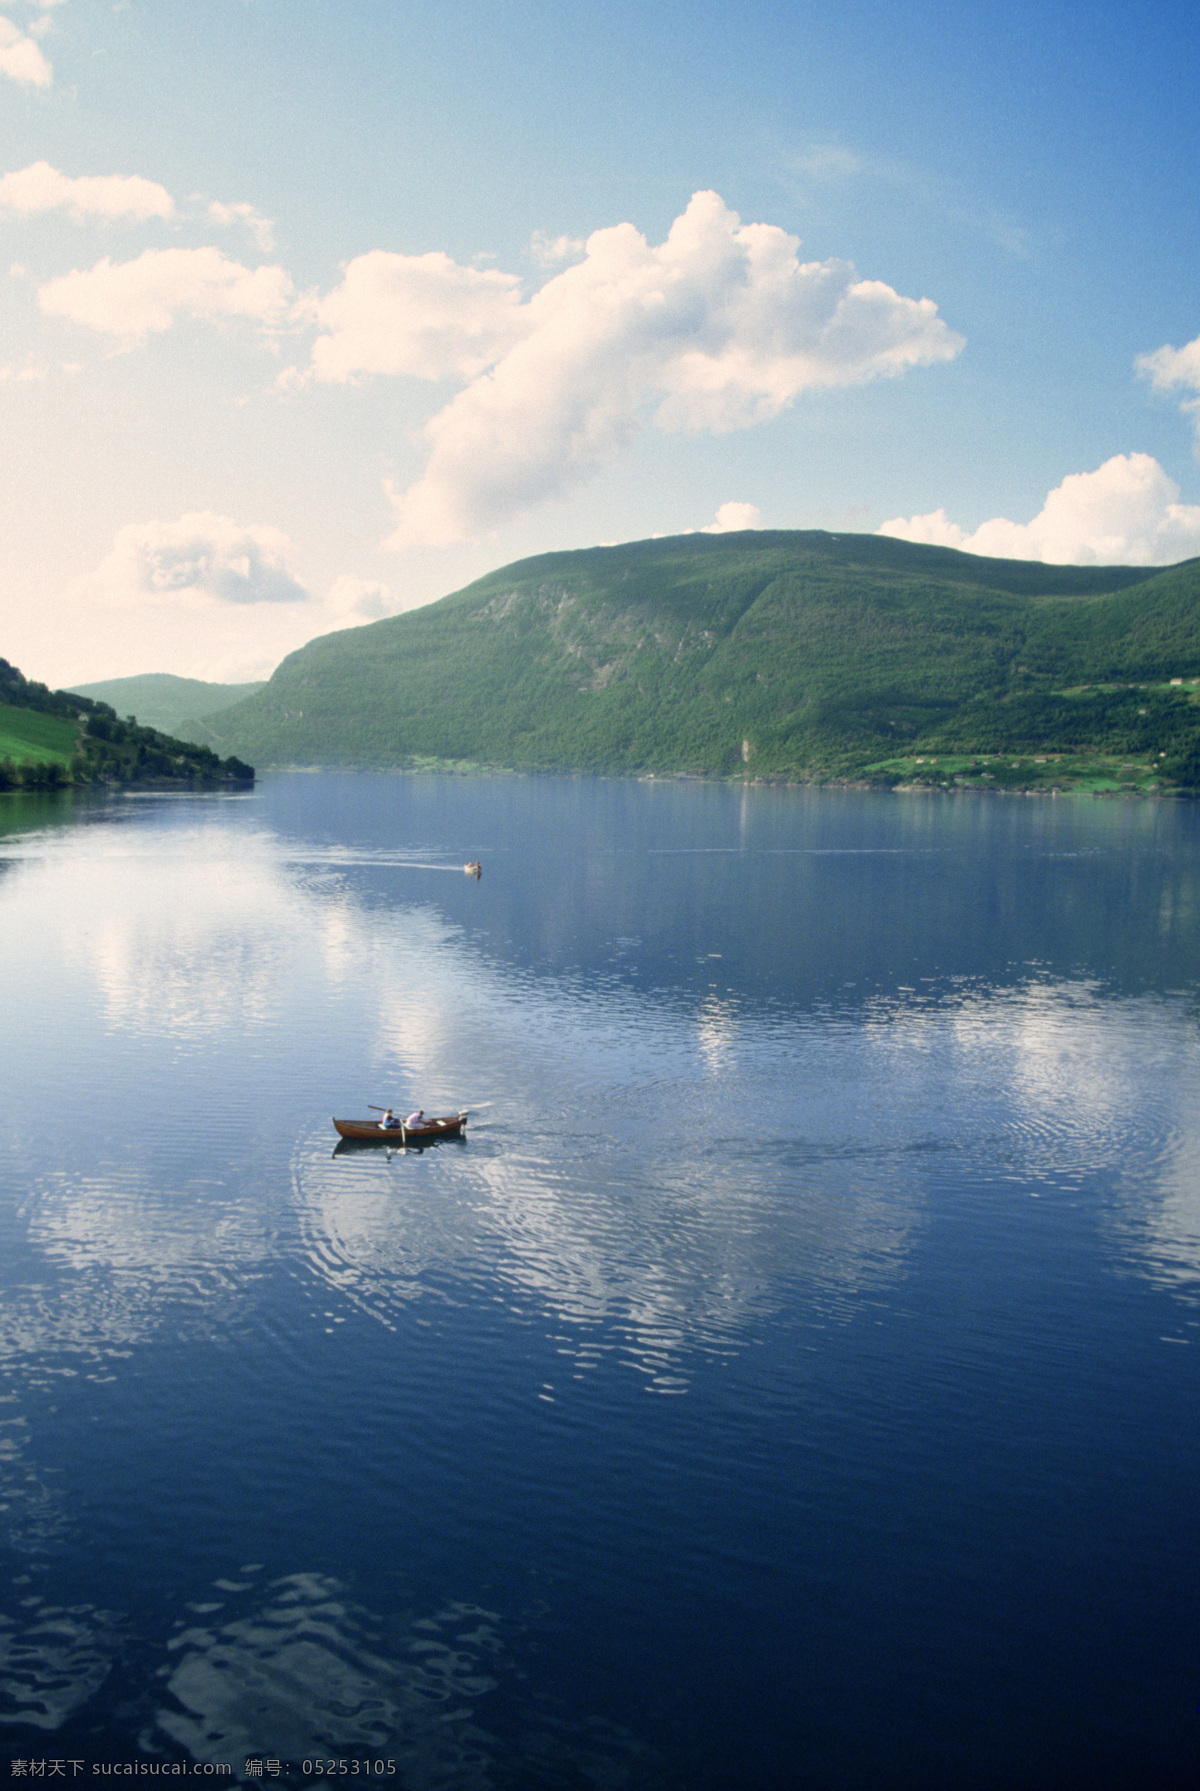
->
[1,772,1199,1788]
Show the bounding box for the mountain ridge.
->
[182,529,1200,793]
[67,672,266,739]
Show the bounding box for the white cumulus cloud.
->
[307,250,526,384]
[38,246,295,341]
[0,161,174,223]
[48,523,409,683]
[0,167,280,253]
[702,501,762,533]
[207,199,276,253]
[371,190,961,546]
[878,454,1200,565]
[1137,331,1200,443]
[325,574,395,621]
[0,15,51,86]
[81,513,311,607]
[529,230,585,267]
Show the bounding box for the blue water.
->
[0,773,1198,1788]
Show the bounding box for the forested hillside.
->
[68,672,265,739]
[0,659,254,789]
[192,530,1200,792]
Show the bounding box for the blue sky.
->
[2,0,1199,684]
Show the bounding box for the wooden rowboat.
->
[332,1113,468,1143]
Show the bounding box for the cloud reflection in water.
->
[158,1573,500,1776]
[155,1571,655,1787]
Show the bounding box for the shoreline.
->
[176,758,1198,799]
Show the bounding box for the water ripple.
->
[0,1600,120,1732]
[157,1574,500,1775]
[153,1572,658,1788]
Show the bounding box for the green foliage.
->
[0,660,254,787]
[154,531,1200,790]
[1160,737,1200,789]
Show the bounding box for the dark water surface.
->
[1,773,1198,1788]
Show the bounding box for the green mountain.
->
[0,659,254,789]
[67,672,265,739]
[196,529,1200,793]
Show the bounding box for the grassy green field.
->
[0,702,78,767]
[0,660,254,788]
[190,530,1200,789]
[865,750,1168,794]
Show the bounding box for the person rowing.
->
[378,1108,402,1130]
[405,1108,425,1128]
